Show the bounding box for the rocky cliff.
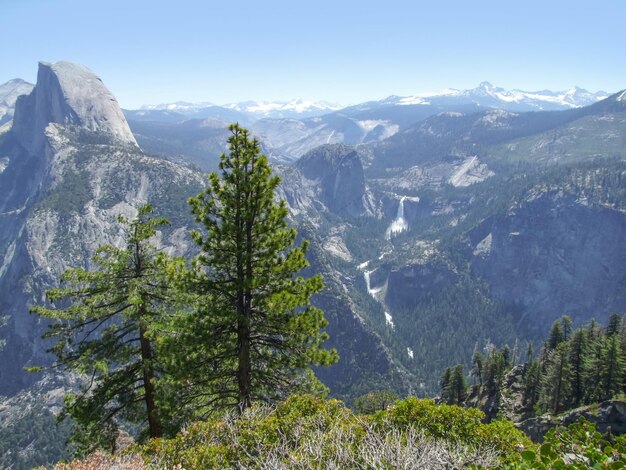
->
[295,144,376,217]
[470,191,626,334]
[0,62,200,394]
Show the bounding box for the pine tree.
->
[606,313,622,337]
[31,205,172,452]
[483,348,508,393]
[547,319,564,350]
[170,124,338,412]
[472,351,484,386]
[522,359,541,410]
[596,336,625,401]
[560,315,573,342]
[567,328,588,407]
[540,342,571,414]
[439,367,452,403]
[450,364,467,405]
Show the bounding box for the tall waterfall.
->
[385,196,408,240]
[364,269,382,299]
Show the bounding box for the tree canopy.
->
[31,205,173,453]
[165,123,338,413]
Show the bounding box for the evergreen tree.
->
[525,342,534,363]
[606,313,622,337]
[567,328,588,407]
[31,205,172,452]
[540,342,571,414]
[560,315,573,342]
[483,348,508,393]
[522,359,541,410]
[547,319,564,350]
[472,351,484,386]
[170,124,338,412]
[439,367,452,403]
[450,364,467,405]
[596,336,625,401]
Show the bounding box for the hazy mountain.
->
[367,82,609,112]
[124,83,609,164]
[0,78,34,127]
[132,98,341,121]
[224,98,342,118]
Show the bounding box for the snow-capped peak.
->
[384,82,609,111]
[224,98,342,117]
[137,98,342,119]
[140,101,214,111]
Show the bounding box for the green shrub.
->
[508,418,626,469]
[139,395,532,468]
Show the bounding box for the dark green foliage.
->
[522,360,542,409]
[607,313,623,337]
[0,402,71,470]
[140,394,531,468]
[511,418,626,469]
[520,315,626,417]
[165,124,338,413]
[31,205,174,454]
[387,276,518,393]
[472,351,484,386]
[539,342,571,414]
[483,346,511,394]
[439,367,452,403]
[38,169,91,214]
[440,364,467,405]
[593,336,625,401]
[568,328,588,407]
[354,389,399,414]
[547,319,564,350]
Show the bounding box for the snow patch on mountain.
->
[387,82,608,110]
[140,101,214,111]
[226,99,342,117]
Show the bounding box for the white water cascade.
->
[363,269,382,299]
[385,196,409,240]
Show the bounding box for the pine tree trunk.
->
[139,323,162,438]
[237,302,252,410]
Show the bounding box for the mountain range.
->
[0,61,624,467]
[134,82,608,120]
[114,82,611,169]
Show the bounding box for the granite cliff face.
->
[295,144,376,217]
[11,62,136,154]
[0,62,200,394]
[470,191,626,334]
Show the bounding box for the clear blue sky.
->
[1,0,624,109]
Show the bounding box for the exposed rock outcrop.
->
[519,401,626,442]
[470,191,626,334]
[11,61,137,154]
[295,144,375,217]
